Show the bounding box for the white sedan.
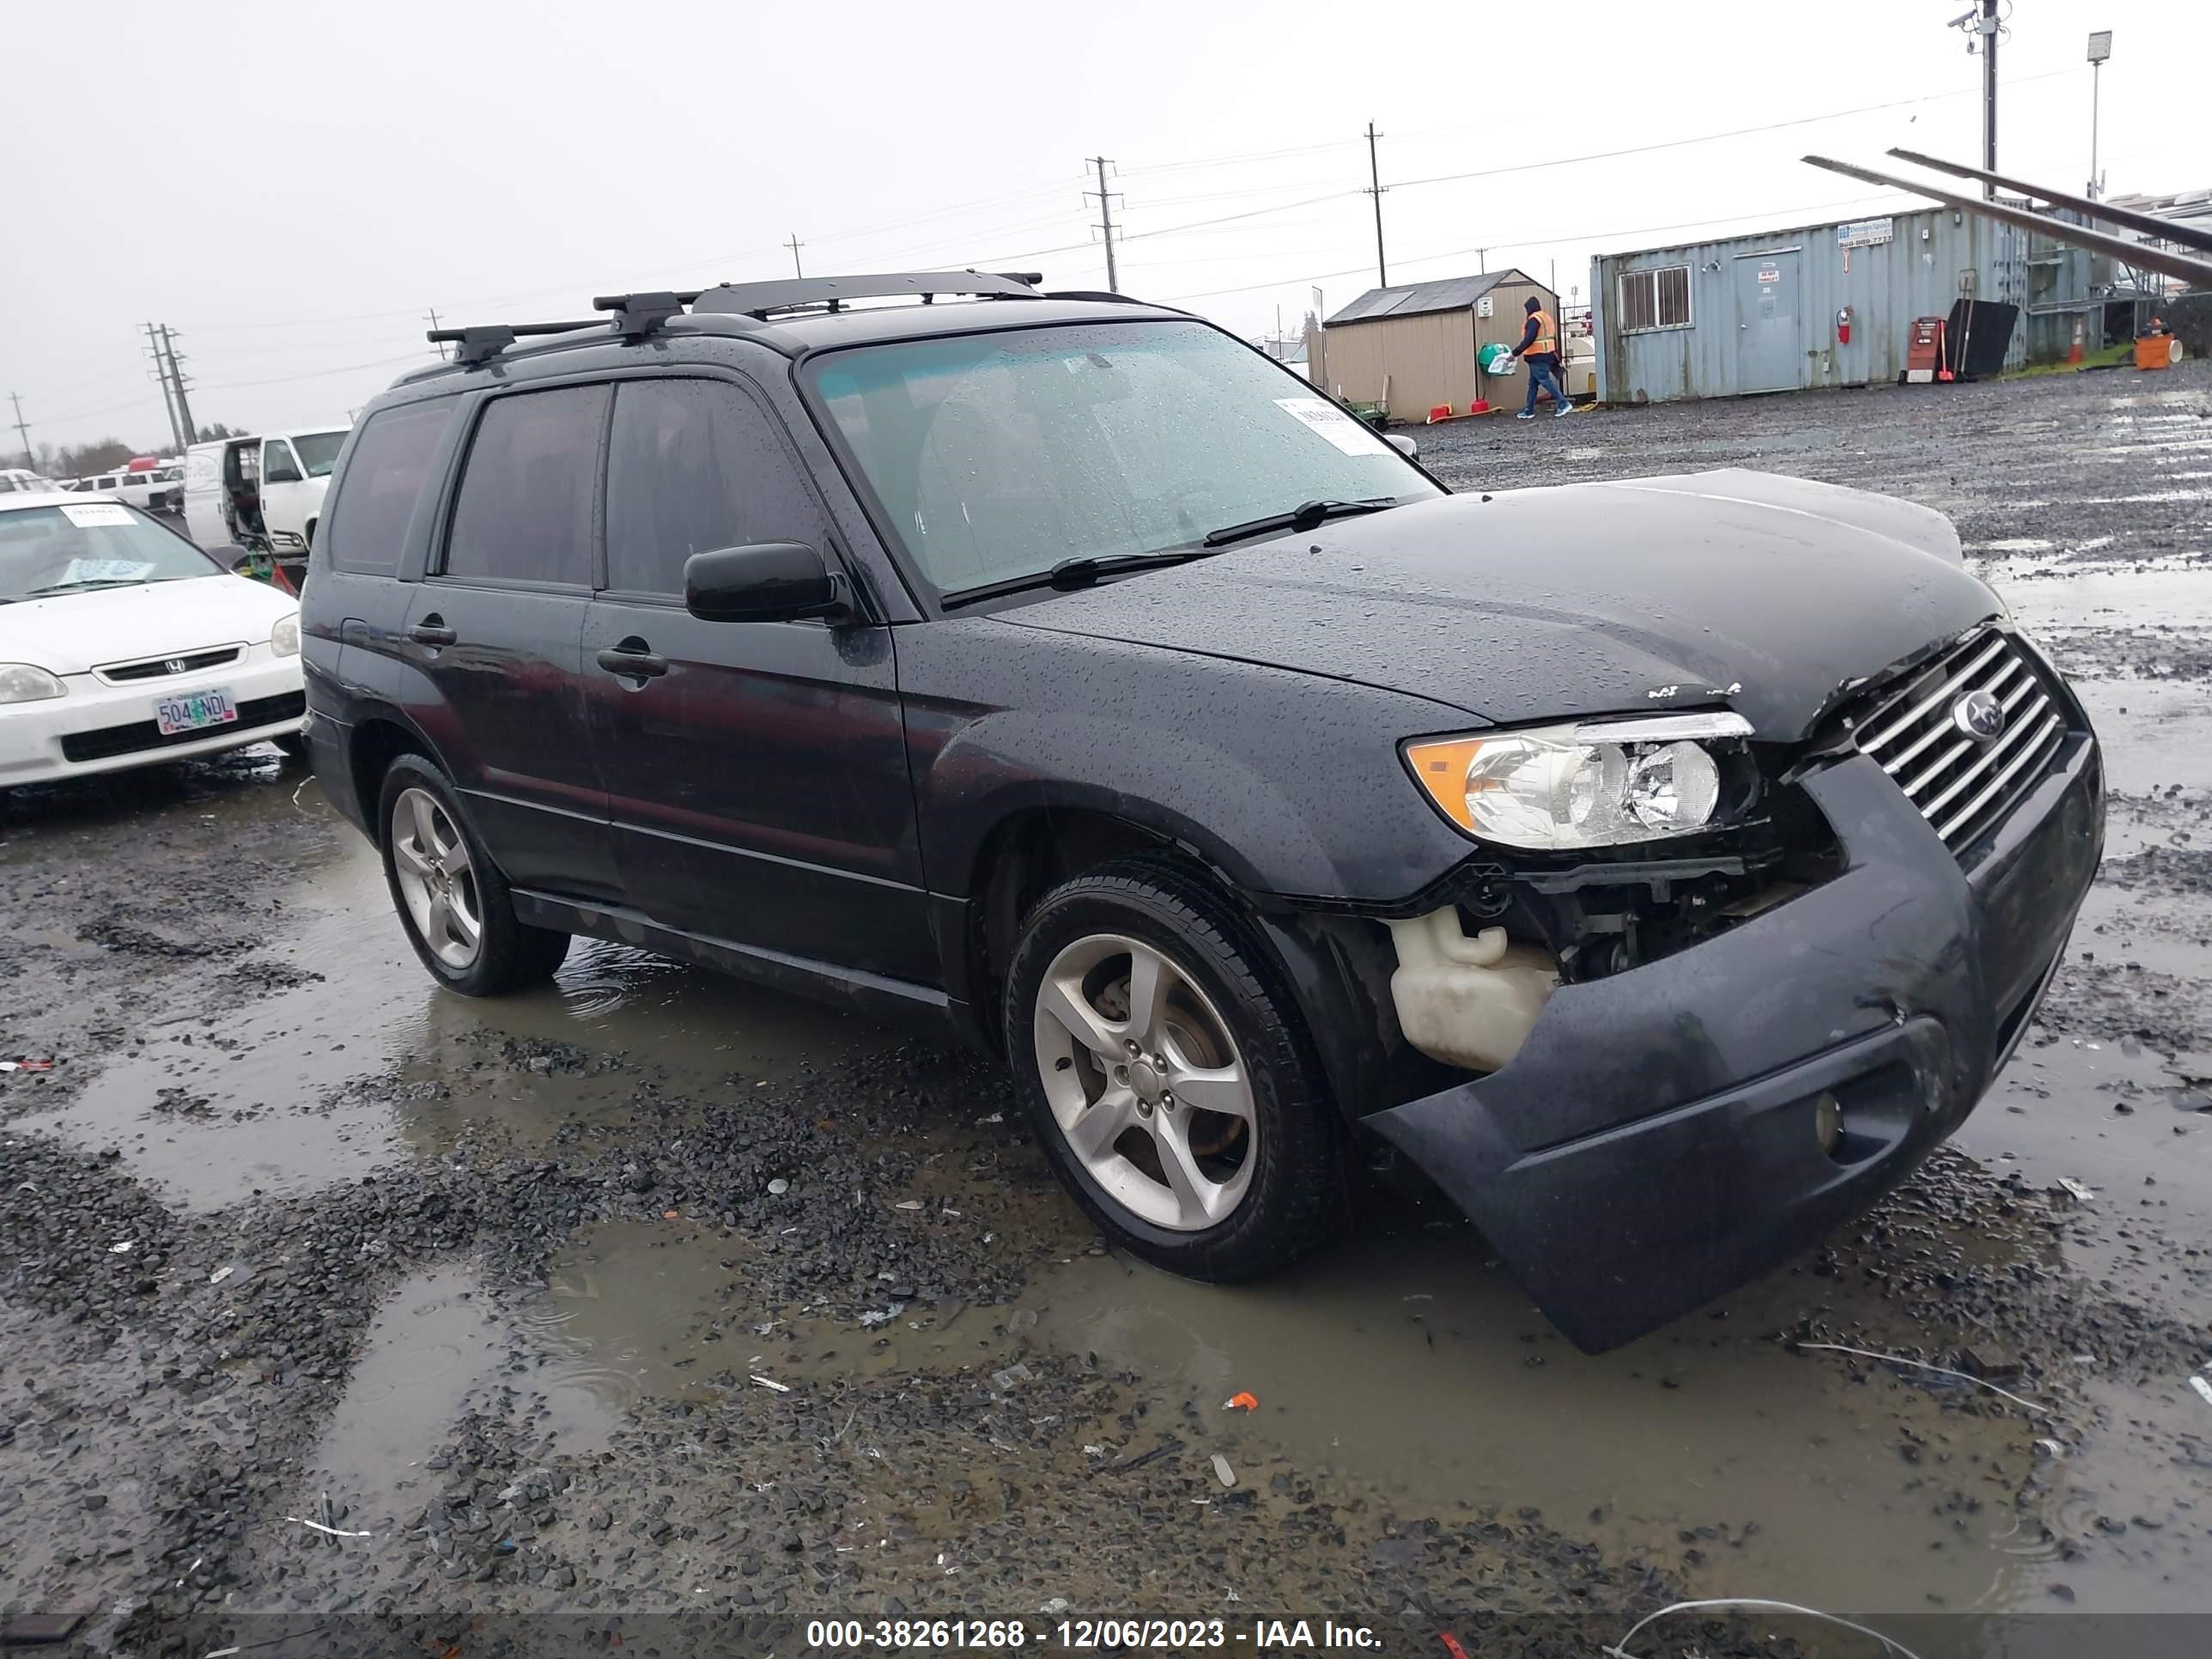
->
[0,493,304,786]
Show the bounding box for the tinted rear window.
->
[605,379,822,595]
[323,401,458,577]
[443,386,607,587]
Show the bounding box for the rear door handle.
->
[406,617,457,647]
[596,645,669,679]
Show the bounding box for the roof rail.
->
[690,270,1043,320]
[1041,289,1145,306]
[422,269,1057,368]
[426,319,603,367]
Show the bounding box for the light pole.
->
[2087,31,2112,200]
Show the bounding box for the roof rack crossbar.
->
[590,290,701,338]
[690,269,1044,321]
[426,319,603,366]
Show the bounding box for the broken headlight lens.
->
[0,663,66,704]
[1404,713,1751,850]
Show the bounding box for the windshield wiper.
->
[21,578,152,597]
[1200,496,1399,548]
[941,547,1223,610]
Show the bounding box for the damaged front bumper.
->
[1367,735,2103,1353]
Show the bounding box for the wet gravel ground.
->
[5,363,2212,1659]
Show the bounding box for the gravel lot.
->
[4,362,2210,1659]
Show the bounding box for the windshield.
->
[0,502,219,602]
[291,430,348,477]
[803,319,1437,597]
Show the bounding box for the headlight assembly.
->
[1405,712,1753,851]
[0,663,66,704]
[271,614,301,657]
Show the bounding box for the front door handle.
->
[596,642,669,679]
[407,617,456,647]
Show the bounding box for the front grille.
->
[1850,630,2065,854]
[60,692,305,764]
[97,646,243,684]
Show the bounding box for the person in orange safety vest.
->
[1508,295,1575,421]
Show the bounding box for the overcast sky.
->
[4,0,2201,460]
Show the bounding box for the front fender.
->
[898,619,1480,903]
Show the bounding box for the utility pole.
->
[159,325,198,450]
[8,392,30,471]
[1363,122,1389,289]
[426,307,448,361]
[2087,30,2112,200]
[142,322,188,454]
[1949,1,2002,200]
[1085,157,1121,293]
[785,234,805,277]
[1979,0,1999,199]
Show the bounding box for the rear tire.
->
[376,754,569,995]
[1002,858,1340,1280]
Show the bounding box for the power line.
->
[1159,190,1922,305]
[1085,157,1121,293]
[1386,69,2074,194]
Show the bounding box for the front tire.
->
[1003,859,1340,1280]
[376,754,569,995]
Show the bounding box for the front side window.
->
[264,439,303,483]
[442,386,607,587]
[604,379,822,596]
[291,429,348,477]
[321,399,457,577]
[0,503,217,601]
[803,319,1436,599]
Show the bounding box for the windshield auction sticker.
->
[59,501,136,528]
[1273,398,1379,456]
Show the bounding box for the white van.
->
[182,427,349,562]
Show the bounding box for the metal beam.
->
[1886,148,2212,255]
[1802,155,2212,290]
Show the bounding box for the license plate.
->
[155,687,240,736]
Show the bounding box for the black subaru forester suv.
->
[301,271,2101,1351]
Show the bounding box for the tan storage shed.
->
[1309,270,1559,422]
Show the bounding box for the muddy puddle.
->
[315,1175,2191,1620]
[19,821,910,1207]
[305,1265,625,1538]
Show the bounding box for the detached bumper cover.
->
[1370,738,2102,1352]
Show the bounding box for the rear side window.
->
[604,379,822,596]
[323,400,456,577]
[444,386,608,587]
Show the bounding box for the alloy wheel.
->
[389,787,483,970]
[1030,933,1257,1232]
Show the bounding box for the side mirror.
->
[684,542,847,623]
[1386,433,1419,460]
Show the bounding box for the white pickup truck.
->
[182,428,350,568]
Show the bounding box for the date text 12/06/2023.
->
[804,1618,1382,1650]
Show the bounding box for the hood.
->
[996,469,1996,741]
[0,574,295,676]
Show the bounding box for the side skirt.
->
[510,889,958,1033]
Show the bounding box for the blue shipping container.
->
[1592,207,2030,404]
